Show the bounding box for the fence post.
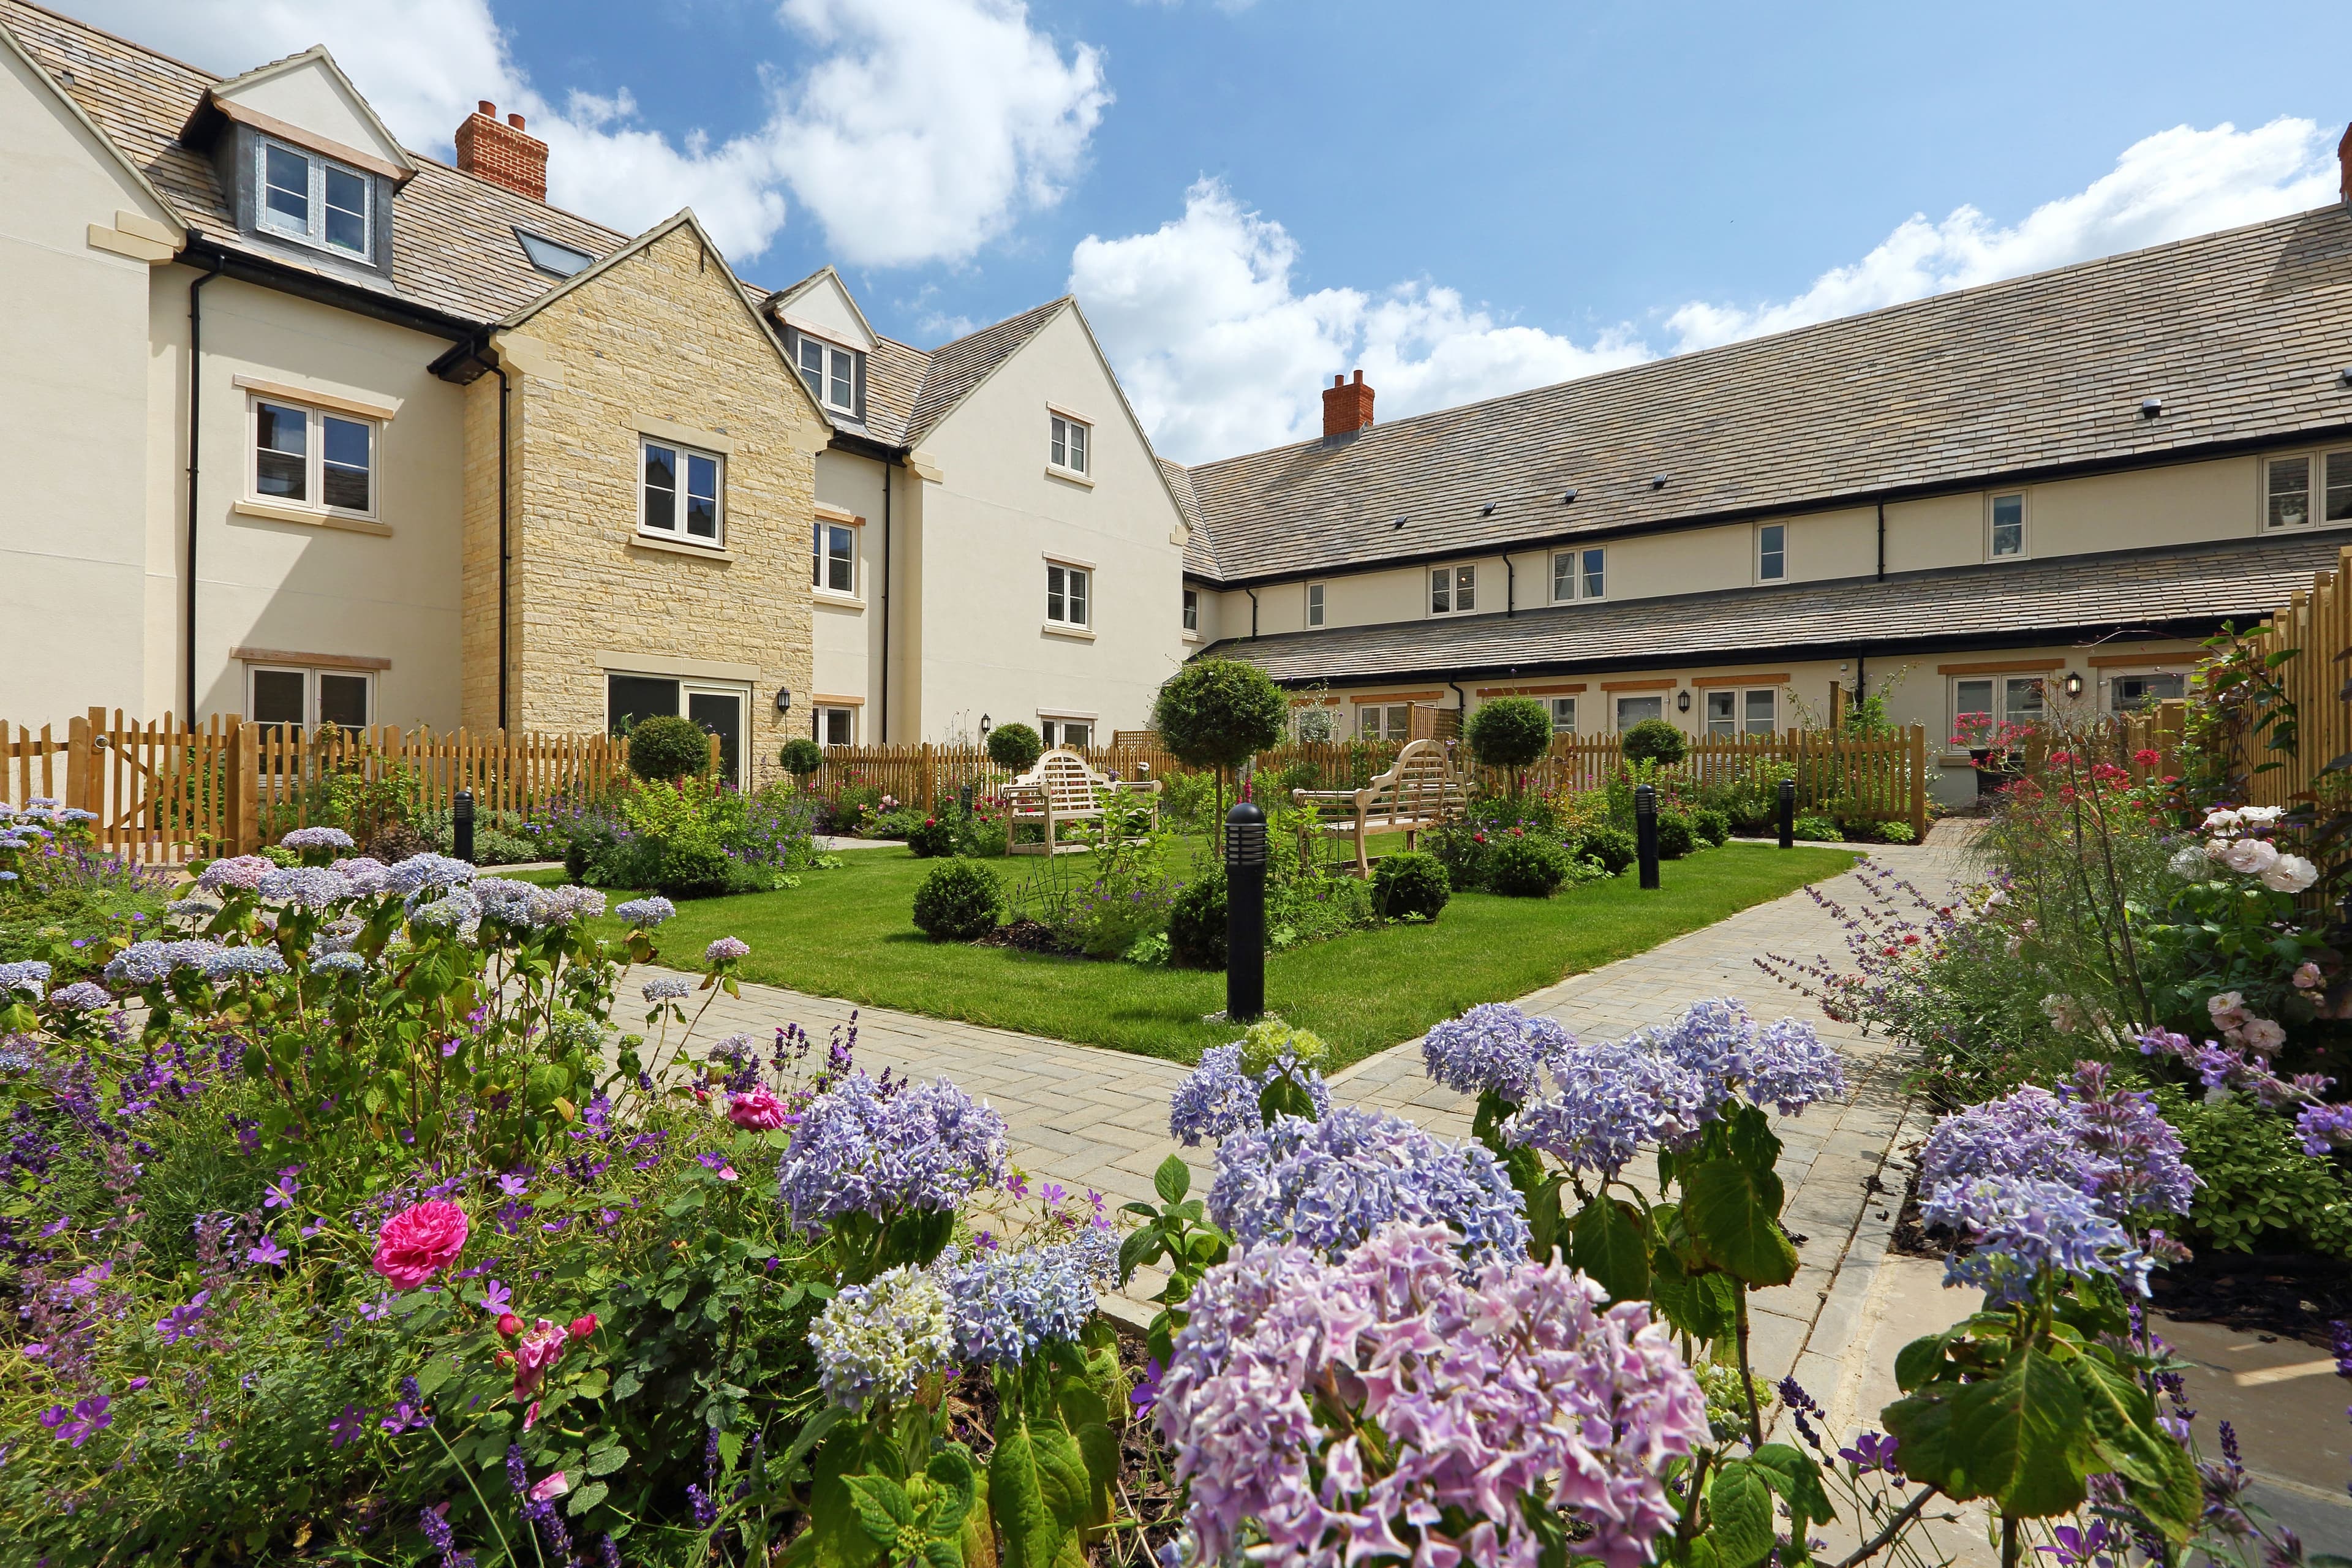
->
[64,714,94,819]
[232,722,260,854]
[1909,725,1927,840]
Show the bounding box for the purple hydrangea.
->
[203,946,290,982]
[279,826,356,854]
[1158,1221,1706,1568]
[937,1225,1117,1368]
[1208,1107,1527,1267]
[642,978,692,1002]
[258,865,351,907]
[331,857,391,896]
[103,939,223,989]
[2296,1101,2352,1156]
[382,853,477,906]
[706,937,751,964]
[195,855,273,893]
[777,1071,1008,1235]
[1169,1042,1332,1145]
[0,960,52,996]
[616,897,676,927]
[312,952,369,976]
[1924,1174,2152,1306]
[47,981,111,1012]
[1420,1003,1574,1103]
[1920,1064,2198,1223]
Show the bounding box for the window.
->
[1705,688,1777,737]
[605,673,745,786]
[2331,451,2352,524]
[1757,523,1787,581]
[815,706,856,746]
[247,664,371,742]
[796,336,858,414]
[2265,451,2352,530]
[1430,565,1477,616]
[813,522,856,595]
[641,439,723,544]
[1614,695,1664,728]
[1295,706,1337,742]
[1183,587,1200,634]
[1306,582,1325,627]
[255,137,369,258]
[1046,562,1090,627]
[2267,457,2312,530]
[1550,697,1577,734]
[1359,703,1412,742]
[251,398,375,517]
[1953,676,2045,744]
[2110,672,2187,714]
[516,229,593,277]
[1989,493,2026,558]
[1552,547,1605,602]
[1049,414,1090,475]
[1040,718,1092,748]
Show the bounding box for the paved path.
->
[639,834,1976,1352]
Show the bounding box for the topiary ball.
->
[911,858,1005,941]
[1168,872,1228,969]
[1575,825,1637,875]
[778,737,824,778]
[1373,851,1450,920]
[1691,807,1732,846]
[1654,809,1695,860]
[905,816,961,858]
[1488,834,1569,897]
[986,722,1044,773]
[627,714,714,782]
[1466,696,1553,773]
[1619,718,1687,766]
[651,838,733,898]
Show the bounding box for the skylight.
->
[516,228,593,278]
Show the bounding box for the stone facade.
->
[460,216,824,783]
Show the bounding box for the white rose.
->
[2222,838,2280,875]
[2239,805,2283,825]
[2204,838,2234,860]
[2203,809,2242,831]
[2261,853,2318,894]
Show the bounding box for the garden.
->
[3,639,2350,1567]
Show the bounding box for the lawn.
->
[535,840,1859,1069]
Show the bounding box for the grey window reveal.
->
[516,230,594,277]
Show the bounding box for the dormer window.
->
[257,136,370,258]
[797,336,858,415]
[516,229,593,277]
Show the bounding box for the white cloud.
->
[1077,119,2341,463]
[64,0,1107,264]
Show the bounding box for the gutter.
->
[189,236,476,344]
[184,252,225,722]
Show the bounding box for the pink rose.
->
[728,1085,789,1131]
[568,1314,598,1341]
[2294,962,2324,990]
[371,1200,468,1290]
[512,1318,569,1402]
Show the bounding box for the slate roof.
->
[897,298,1071,445]
[2,0,628,325]
[1201,533,2346,687]
[1182,203,2352,585]
[1159,459,1219,576]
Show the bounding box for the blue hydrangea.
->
[1924,1174,2151,1306]
[47,982,111,1012]
[642,978,692,1002]
[1504,1035,1706,1177]
[1740,1017,1848,1116]
[383,853,477,907]
[1168,1042,1332,1145]
[0,960,52,996]
[331,858,391,897]
[809,1265,956,1408]
[616,897,677,927]
[1420,1003,1574,1102]
[203,946,290,982]
[312,952,369,976]
[279,827,356,853]
[1208,1106,1528,1267]
[408,890,480,933]
[258,866,352,908]
[104,940,223,989]
[777,1071,1008,1235]
[936,1226,1117,1368]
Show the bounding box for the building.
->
[0,0,1193,777]
[1178,140,2352,804]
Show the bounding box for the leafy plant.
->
[779,737,826,780]
[1621,718,1689,766]
[1150,660,1287,818]
[1466,697,1552,785]
[986,722,1044,774]
[2156,1087,2352,1256]
[1691,807,1732,846]
[1167,872,1227,969]
[1792,813,1841,842]
[628,714,716,782]
[1576,824,1637,875]
[1656,809,1696,860]
[911,858,1005,941]
[1487,834,1569,897]
[1373,851,1450,920]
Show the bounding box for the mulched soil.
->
[974,919,1078,956]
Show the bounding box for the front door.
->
[687,688,744,788]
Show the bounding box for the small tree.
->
[1152,659,1288,822]
[1465,697,1552,793]
[626,714,713,783]
[777,737,824,789]
[1621,717,1688,767]
[986,722,1043,774]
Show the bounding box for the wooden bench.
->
[1291,738,1472,876]
[1002,747,1161,856]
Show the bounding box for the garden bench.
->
[1002,746,1160,856]
[1291,738,1472,876]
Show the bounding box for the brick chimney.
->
[1322,369,1374,438]
[2341,122,2352,203]
[456,100,548,202]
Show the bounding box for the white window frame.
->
[1358,703,1412,742]
[255,135,371,258]
[1705,687,1777,737]
[1306,581,1325,627]
[814,705,857,747]
[1549,696,1577,734]
[1182,587,1200,635]
[1551,546,1605,603]
[1049,413,1090,477]
[639,437,725,548]
[2106,669,2188,715]
[1429,564,1478,617]
[2263,448,2352,532]
[246,663,374,740]
[1757,522,1787,582]
[813,520,858,598]
[1614,694,1665,729]
[1039,716,1094,748]
[796,335,858,415]
[604,673,748,788]
[248,395,379,520]
[1988,491,2029,559]
[1951,675,2046,741]
[1045,560,1091,629]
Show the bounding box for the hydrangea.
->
[279,826,356,854]
[103,940,223,989]
[1920,1065,2198,1223]
[258,866,352,908]
[409,890,480,934]
[642,978,692,1002]
[195,855,273,893]
[540,885,606,925]
[1743,1016,1850,1115]
[1924,1174,2151,1306]
[809,1265,956,1408]
[312,952,370,976]
[0,960,52,996]
[937,1226,1116,1368]
[1169,1042,1333,1145]
[204,946,290,982]
[777,1071,1008,1235]
[332,858,391,897]
[1237,1019,1329,1076]
[471,880,606,929]
[383,853,478,906]
[1208,1107,1527,1267]
[1420,1003,1573,1102]
[1158,1221,1707,1568]
[165,896,222,921]
[616,897,676,927]
[706,937,751,964]
[48,981,111,1011]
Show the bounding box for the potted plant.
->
[1951,712,2032,796]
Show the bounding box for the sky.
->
[59,0,2352,463]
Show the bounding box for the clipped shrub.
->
[778,737,824,780]
[1620,718,1687,767]
[986,722,1044,773]
[1488,834,1570,897]
[1466,696,1553,776]
[1373,851,1450,921]
[1575,824,1637,875]
[1792,813,1843,842]
[911,858,1005,941]
[1691,807,1732,846]
[648,837,734,899]
[1654,809,1695,860]
[905,815,962,858]
[1152,660,1289,790]
[627,714,713,782]
[1168,871,1228,969]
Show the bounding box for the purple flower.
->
[2297,1101,2352,1156]
[156,1289,211,1345]
[264,1168,301,1209]
[39,1395,112,1448]
[1924,1174,2152,1306]
[246,1235,290,1267]
[777,1071,1007,1235]
[1168,1042,1333,1145]
[705,937,750,964]
[1921,1064,2198,1223]
[1838,1431,1903,1477]
[616,896,676,927]
[1420,1003,1574,1103]
[937,1226,1118,1368]
[420,1502,479,1568]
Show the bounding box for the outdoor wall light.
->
[1676,690,1692,713]
[774,687,792,714]
[979,714,993,739]
[2063,671,2085,698]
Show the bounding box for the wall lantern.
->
[1675,690,1692,713]
[774,687,793,714]
[979,713,993,739]
[2063,671,2085,699]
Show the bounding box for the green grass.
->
[538,840,1858,1069]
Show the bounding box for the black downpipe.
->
[1505,553,1516,617]
[1854,654,1867,722]
[1448,679,1468,725]
[1875,502,1886,582]
[880,462,892,742]
[184,256,224,722]
[1246,588,1259,638]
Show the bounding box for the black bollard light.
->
[453,788,476,864]
[1224,799,1268,1022]
[1777,777,1796,850]
[958,779,976,818]
[1635,783,1660,890]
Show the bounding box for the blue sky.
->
[77,0,2352,459]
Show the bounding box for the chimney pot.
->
[1321,368,1375,439]
[478,99,495,116]
[508,112,526,130]
[456,100,549,201]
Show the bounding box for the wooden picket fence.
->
[2220,540,2352,814]
[1,707,694,864]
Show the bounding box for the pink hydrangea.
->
[371,1200,468,1289]
[195,854,273,894]
[728,1084,790,1131]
